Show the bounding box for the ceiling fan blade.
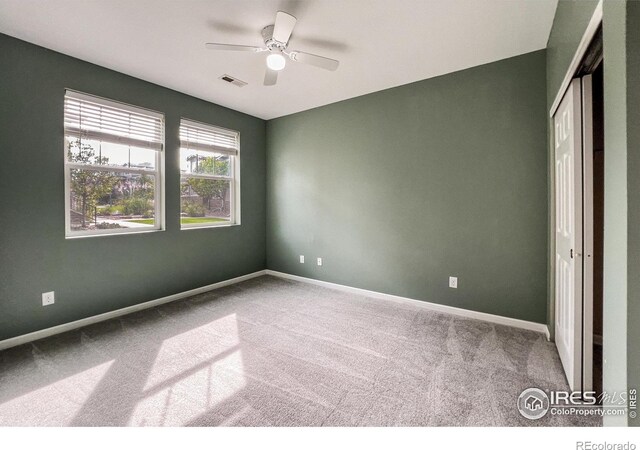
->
[289,51,339,71]
[205,43,264,52]
[264,68,278,86]
[273,11,297,44]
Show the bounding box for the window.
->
[179,119,240,228]
[64,91,164,237]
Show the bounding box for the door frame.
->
[549,1,603,116]
[582,74,594,392]
[548,0,602,391]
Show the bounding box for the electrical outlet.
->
[317,257,323,266]
[299,255,305,263]
[449,277,458,289]
[42,291,55,306]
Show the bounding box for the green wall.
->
[602,0,629,427]
[624,0,640,428]
[0,33,266,341]
[267,50,548,323]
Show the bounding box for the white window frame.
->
[64,90,165,238]
[179,118,240,229]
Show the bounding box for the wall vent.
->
[219,74,247,87]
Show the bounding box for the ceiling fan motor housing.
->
[262,25,287,51]
[205,12,338,87]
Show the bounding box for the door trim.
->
[582,75,594,392]
[549,0,603,117]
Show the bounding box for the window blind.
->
[64,90,164,150]
[179,119,239,156]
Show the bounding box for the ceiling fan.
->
[205,11,340,86]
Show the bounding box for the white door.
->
[554,79,583,391]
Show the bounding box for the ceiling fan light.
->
[266,53,286,71]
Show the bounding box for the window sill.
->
[65,228,164,239]
[180,223,240,231]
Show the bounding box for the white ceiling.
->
[0,0,557,120]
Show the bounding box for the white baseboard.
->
[0,270,267,352]
[265,270,551,338]
[0,268,551,352]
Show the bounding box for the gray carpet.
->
[0,275,600,426]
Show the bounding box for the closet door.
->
[554,79,583,391]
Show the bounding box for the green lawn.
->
[181,217,228,225]
[123,218,155,225]
[125,217,228,225]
